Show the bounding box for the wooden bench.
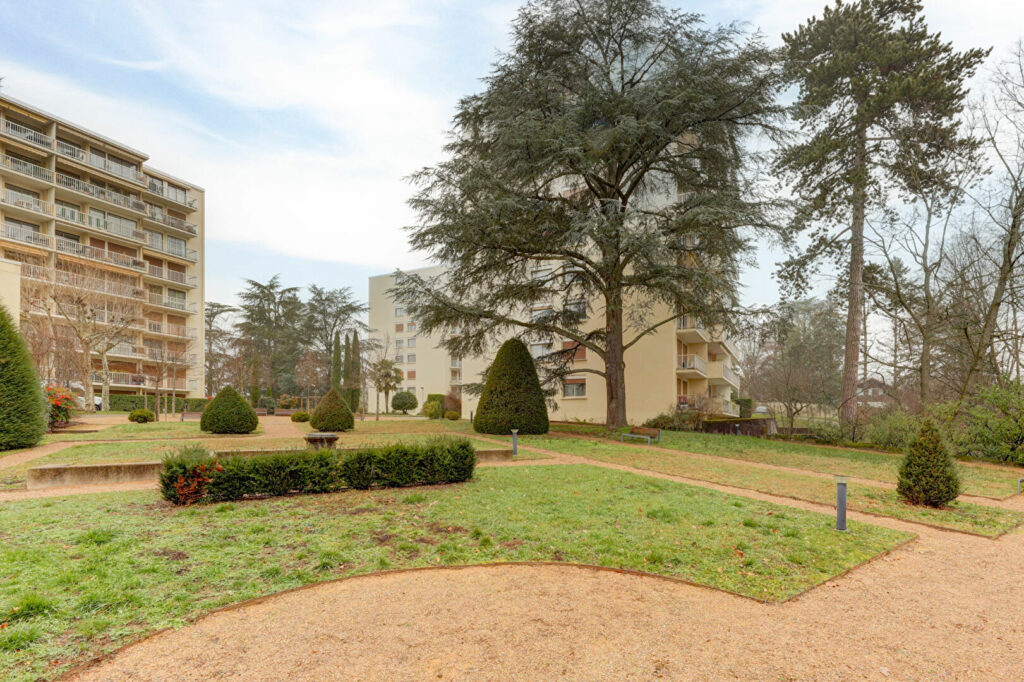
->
[253,408,268,416]
[180,411,203,421]
[276,408,299,416]
[621,426,661,445]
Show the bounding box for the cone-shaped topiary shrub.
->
[897,419,961,507]
[473,338,549,435]
[0,305,46,450]
[310,387,354,432]
[200,386,259,434]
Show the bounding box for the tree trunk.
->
[840,126,868,432]
[375,391,380,421]
[604,292,627,427]
[100,353,110,412]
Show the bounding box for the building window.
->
[407,370,416,380]
[167,235,186,257]
[395,339,404,349]
[566,299,586,317]
[531,267,552,281]
[562,340,586,360]
[563,379,586,398]
[395,323,404,332]
[531,307,552,322]
[407,354,416,363]
[395,307,405,317]
[530,342,551,359]
[407,337,416,348]
[394,354,403,363]
[406,322,416,333]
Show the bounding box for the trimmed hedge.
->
[159,436,476,504]
[201,386,259,434]
[290,410,311,423]
[310,388,354,432]
[128,409,155,423]
[0,305,46,450]
[444,410,460,421]
[391,391,417,414]
[108,395,209,412]
[473,338,549,435]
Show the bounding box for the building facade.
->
[368,266,740,424]
[0,95,205,399]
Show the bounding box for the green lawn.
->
[552,425,1023,499]
[0,465,909,680]
[511,436,1023,537]
[44,421,264,443]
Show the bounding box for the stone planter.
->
[304,432,339,450]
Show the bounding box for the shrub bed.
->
[108,395,209,412]
[159,436,476,504]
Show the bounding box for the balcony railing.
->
[146,210,198,235]
[146,176,198,209]
[56,141,146,185]
[1,154,53,182]
[2,222,53,249]
[2,188,52,216]
[146,321,198,339]
[146,293,197,313]
[676,354,708,374]
[677,394,739,417]
[3,120,53,148]
[676,315,703,330]
[55,172,147,214]
[722,364,739,386]
[109,343,146,359]
[55,236,145,270]
[146,264,197,287]
[54,204,147,243]
[23,264,145,300]
[144,238,199,262]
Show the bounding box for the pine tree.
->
[0,305,46,450]
[897,419,961,507]
[473,338,549,435]
[777,0,987,429]
[330,331,341,392]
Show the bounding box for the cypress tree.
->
[330,331,341,392]
[897,420,961,507]
[473,338,549,435]
[349,330,361,412]
[0,305,46,450]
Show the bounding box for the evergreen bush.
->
[290,410,311,422]
[734,398,753,419]
[310,388,354,432]
[128,409,155,424]
[423,400,443,419]
[473,338,549,434]
[897,419,961,507]
[391,391,417,414]
[444,410,460,421]
[200,386,259,434]
[0,305,46,450]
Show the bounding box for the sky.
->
[1,0,1021,310]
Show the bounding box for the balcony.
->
[146,209,198,235]
[56,172,147,214]
[676,315,709,343]
[709,330,739,361]
[55,204,147,243]
[1,154,53,183]
[146,264,197,287]
[1,222,53,249]
[676,394,739,417]
[143,239,199,262]
[55,236,145,270]
[109,343,147,359]
[25,266,146,301]
[707,361,740,389]
[146,321,198,339]
[146,293,197,313]
[2,120,53,149]
[676,353,707,376]
[56,140,146,186]
[2,188,53,217]
[145,176,198,209]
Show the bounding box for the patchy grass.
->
[512,436,1023,537]
[44,421,264,443]
[552,425,1024,499]
[0,465,908,680]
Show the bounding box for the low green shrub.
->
[807,420,847,445]
[958,382,1024,465]
[257,396,277,414]
[391,391,417,414]
[108,395,209,412]
[898,420,961,507]
[863,410,921,450]
[423,400,443,419]
[444,410,460,421]
[644,410,702,431]
[158,437,476,504]
[310,388,354,432]
[290,410,310,423]
[128,409,155,424]
[734,398,753,419]
[108,395,148,412]
[201,386,259,434]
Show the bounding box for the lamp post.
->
[511,429,519,455]
[835,475,849,531]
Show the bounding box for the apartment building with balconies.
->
[367,265,740,424]
[0,94,205,399]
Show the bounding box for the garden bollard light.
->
[511,429,519,455]
[835,475,848,531]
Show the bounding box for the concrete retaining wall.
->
[27,461,162,490]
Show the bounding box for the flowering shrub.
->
[45,385,74,428]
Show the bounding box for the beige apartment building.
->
[368,266,740,424]
[0,94,205,400]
